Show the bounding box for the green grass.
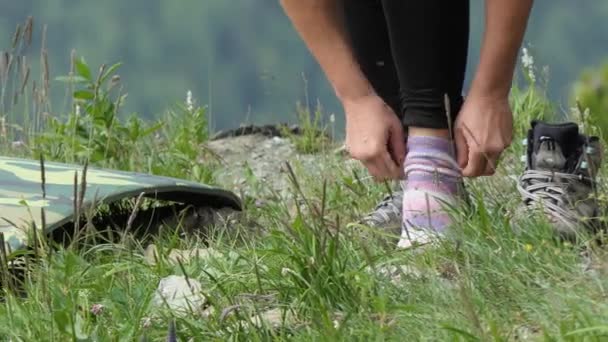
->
[1,20,608,341]
[572,59,608,145]
[0,148,607,341]
[282,101,333,155]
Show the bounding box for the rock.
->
[167,247,222,264]
[513,324,541,341]
[250,308,296,330]
[210,123,303,140]
[143,244,158,264]
[152,275,207,316]
[144,244,223,266]
[371,264,426,283]
[205,134,325,198]
[11,140,26,150]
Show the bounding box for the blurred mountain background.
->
[1,1,607,134]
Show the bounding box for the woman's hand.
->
[343,94,406,181]
[454,93,513,177]
[451,0,532,177]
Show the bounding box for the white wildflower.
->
[90,303,104,316]
[281,267,292,277]
[11,140,25,149]
[521,47,536,83]
[0,116,6,139]
[186,90,194,112]
[141,317,152,329]
[75,104,81,117]
[521,48,534,69]
[542,65,550,78]
[329,113,335,123]
[528,70,536,83]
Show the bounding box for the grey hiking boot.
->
[360,190,403,235]
[517,120,604,239]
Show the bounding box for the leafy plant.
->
[283,101,331,154]
[33,57,163,170]
[0,17,50,146]
[572,60,608,143]
[29,56,216,183]
[510,47,556,138]
[151,91,216,184]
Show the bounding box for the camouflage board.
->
[0,156,242,254]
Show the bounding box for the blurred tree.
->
[0,0,606,134]
[572,60,608,143]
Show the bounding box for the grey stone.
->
[152,275,207,316]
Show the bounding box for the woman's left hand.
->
[453,92,514,177]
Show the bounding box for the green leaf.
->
[75,58,92,81]
[73,90,95,100]
[55,75,89,84]
[440,325,480,341]
[565,325,608,336]
[140,121,164,138]
[100,62,123,84]
[73,313,90,341]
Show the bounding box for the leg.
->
[380,0,471,248]
[382,0,470,131]
[344,0,405,233]
[341,0,402,117]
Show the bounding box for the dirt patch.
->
[206,128,338,198]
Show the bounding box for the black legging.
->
[342,0,470,130]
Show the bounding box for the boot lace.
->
[517,169,590,226]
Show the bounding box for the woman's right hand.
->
[342,94,406,181]
[279,0,405,181]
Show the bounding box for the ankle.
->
[408,127,451,139]
[405,135,459,167]
[403,135,461,195]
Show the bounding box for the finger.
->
[483,152,501,176]
[462,151,487,177]
[381,151,403,180]
[364,158,390,182]
[388,122,406,167]
[454,127,469,169]
[364,162,382,181]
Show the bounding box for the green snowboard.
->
[0,156,242,254]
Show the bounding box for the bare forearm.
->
[470,0,534,97]
[279,0,373,102]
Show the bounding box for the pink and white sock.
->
[398,136,462,248]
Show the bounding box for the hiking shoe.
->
[517,120,603,239]
[360,190,403,235]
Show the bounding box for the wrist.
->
[469,52,517,99]
[463,88,512,117]
[468,78,511,100]
[334,75,375,104]
[325,56,375,103]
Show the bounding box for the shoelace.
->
[363,192,403,225]
[517,169,590,226]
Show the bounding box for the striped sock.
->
[398,135,462,248]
